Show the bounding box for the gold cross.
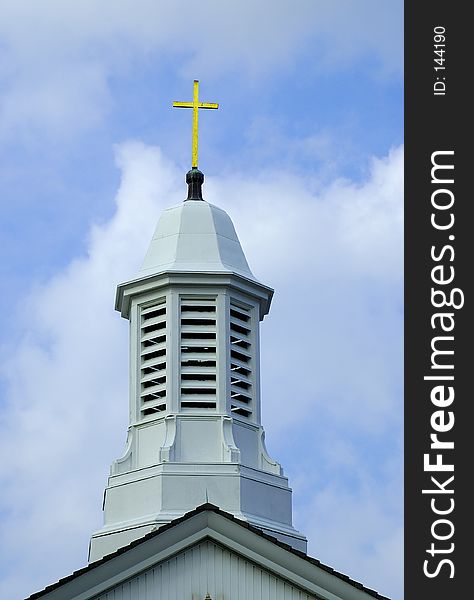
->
[173,80,219,169]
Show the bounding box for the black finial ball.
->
[185,168,204,201]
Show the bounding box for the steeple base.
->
[89,461,307,562]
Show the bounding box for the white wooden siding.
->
[93,540,317,600]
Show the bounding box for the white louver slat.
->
[180,299,217,410]
[230,302,253,418]
[140,300,167,417]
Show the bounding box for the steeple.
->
[89,88,306,562]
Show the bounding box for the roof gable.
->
[27,505,389,600]
[94,539,316,600]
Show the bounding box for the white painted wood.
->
[92,540,317,600]
[89,200,306,562]
[139,201,255,280]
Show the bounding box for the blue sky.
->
[0,2,403,599]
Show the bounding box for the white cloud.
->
[301,475,403,599]
[0,1,402,140]
[0,142,402,599]
[287,431,403,599]
[208,146,403,432]
[0,142,180,599]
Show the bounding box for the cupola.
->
[89,91,306,562]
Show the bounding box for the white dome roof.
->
[139,200,256,280]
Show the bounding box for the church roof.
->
[27,504,389,600]
[138,198,256,281]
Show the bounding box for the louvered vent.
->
[230,303,253,418]
[180,299,217,409]
[140,302,167,417]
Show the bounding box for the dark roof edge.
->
[26,503,390,600]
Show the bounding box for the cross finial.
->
[172,80,219,169]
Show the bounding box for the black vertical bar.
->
[405,3,470,600]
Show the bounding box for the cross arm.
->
[172,101,194,108]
